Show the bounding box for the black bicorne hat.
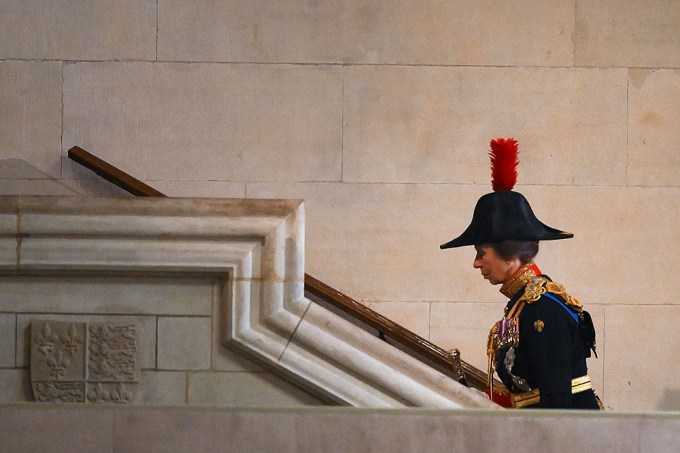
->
[440,138,573,249]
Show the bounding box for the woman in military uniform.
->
[440,138,601,409]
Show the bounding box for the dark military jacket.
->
[491,265,600,409]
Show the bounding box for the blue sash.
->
[543,292,580,324]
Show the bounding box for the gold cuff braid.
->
[511,375,593,408]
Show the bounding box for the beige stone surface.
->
[212,280,267,373]
[248,182,652,409]
[629,69,680,187]
[1,195,497,409]
[0,0,156,60]
[368,301,431,338]
[641,416,680,452]
[0,211,17,235]
[250,181,680,312]
[1,196,354,408]
[0,314,16,367]
[3,0,680,414]
[249,181,487,302]
[187,371,325,407]
[453,184,680,311]
[212,342,268,373]
[58,177,134,197]
[5,406,680,452]
[0,159,63,181]
[0,275,212,316]
[533,185,680,307]
[1,405,115,452]
[343,66,628,184]
[0,178,80,196]
[254,178,646,393]
[159,0,573,66]
[112,407,298,452]
[342,0,575,66]
[157,317,212,370]
[145,180,247,198]
[0,62,62,178]
[575,0,680,68]
[430,302,501,372]
[158,0,344,63]
[284,300,496,408]
[0,369,31,403]
[137,371,188,405]
[605,305,680,412]
[62,62,343,182]
[0,239,16,270]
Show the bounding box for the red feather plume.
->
[489,138,519,192]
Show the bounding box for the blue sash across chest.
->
[543,292,580,324]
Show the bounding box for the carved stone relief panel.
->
[30,320,139,403]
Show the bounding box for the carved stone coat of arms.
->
[30,320,139,403]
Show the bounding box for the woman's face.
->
[473,245,521,285]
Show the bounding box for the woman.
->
[440,138,601,409]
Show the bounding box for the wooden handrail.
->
[68,146,166,197]
[67,145,503,396]
[304,274,488,390]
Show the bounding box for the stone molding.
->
[0,196,494,408]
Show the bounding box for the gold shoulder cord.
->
[543,281,583,312]
[518,276,583,312]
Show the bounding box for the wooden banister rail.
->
[304,274,489,390]
[69,147,166,197]
[67,145,501,395]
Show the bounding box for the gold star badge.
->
[534,320,545,332]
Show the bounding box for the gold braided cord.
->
[500,262,538,298]
[504,265,584,312]
[522,277,546,303]
[500,263,584,312]
[486,322,499,358]
[544,281,584,312]
[486,322,499,391]
[520,278,583,311]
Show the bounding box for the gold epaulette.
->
[521,277,583,312]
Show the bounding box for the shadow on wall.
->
[658,389,680,411]
[0,159,65,179]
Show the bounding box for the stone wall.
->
[0,195,495,409]
[3,1,680,411]
[3,405,680,452]
[1,275,321,407]
[0,196,326,408]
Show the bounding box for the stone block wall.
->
[0,195,496,410]
[0,275,322,407]
[4,405,680,452]
[2,0,680,411]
